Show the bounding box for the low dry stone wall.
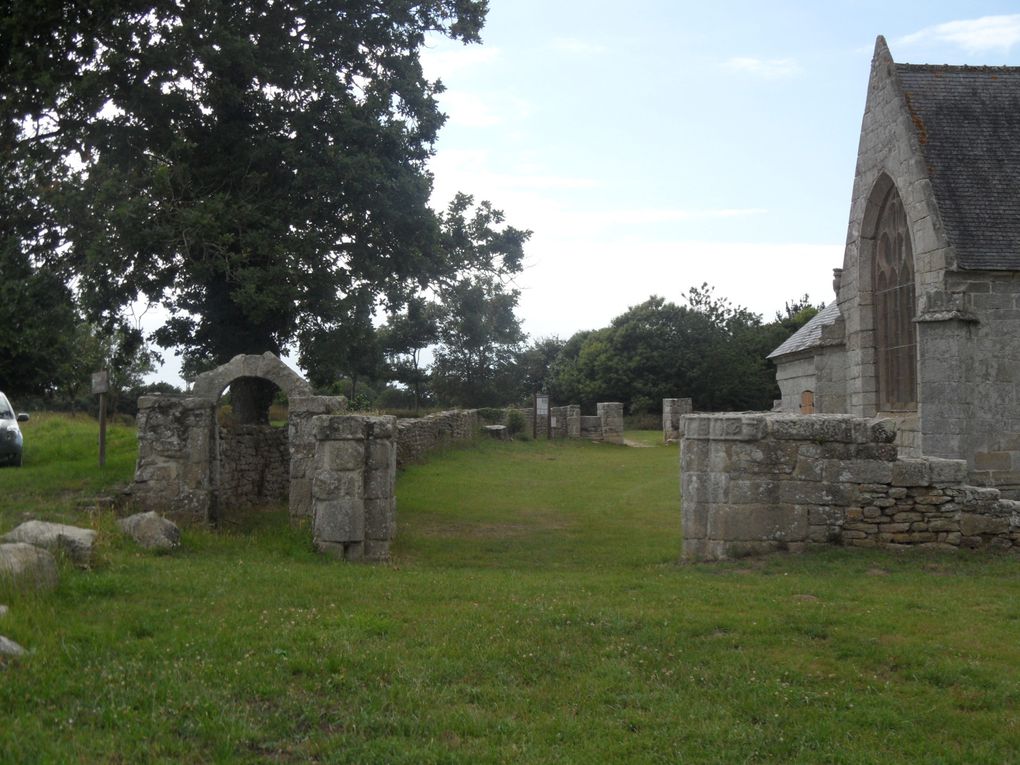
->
[217,423,289,506]
[396,410,480,467]
[681,412,1020,561]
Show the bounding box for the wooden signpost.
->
[92,370,109,468]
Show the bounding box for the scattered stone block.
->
[0,635,25,657]
[116,512,181,551]
[2,521,96,566]
[0,543,59,591]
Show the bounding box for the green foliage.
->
[4,1,527,377]
[476,407,506,423]
[547,287,821,413]
[430,275,526,407]
[0,259,76,396]
[380,297,443,414]
[516,336,565,396]
[504,408,526,437]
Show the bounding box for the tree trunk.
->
[231,377,277,425]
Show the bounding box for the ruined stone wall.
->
[550,406,568,439]
[597,402,624,445]
[580,416,602,440]
[131,396,216,519]
[288,395,348,517]
[663,398,693,443]
[217,423,289,506]
[396,410,480,467]
[681,412,1020,561]
[312,415,396,562]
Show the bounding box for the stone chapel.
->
[769,36,1020,497]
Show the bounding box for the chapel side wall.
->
[922,272,1020,496]
[814,344,848,414]
[838,41,955,421]
[680,412,1020,562]
[774,354,816,413]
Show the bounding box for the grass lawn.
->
[2,418,1020,763]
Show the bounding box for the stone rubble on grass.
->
[0,543,59,591]
[0,605,8,618]
[1,521,97,566]
[0,635,25,657]
[116,512,181,550]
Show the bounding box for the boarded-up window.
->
[800,390,815,414]
[872,186,917,411]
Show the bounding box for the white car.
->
[0,392,29,467]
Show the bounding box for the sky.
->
[148,2,1020,385]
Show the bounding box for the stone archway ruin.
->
[130,353,396,561]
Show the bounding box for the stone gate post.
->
[311,415,396,562]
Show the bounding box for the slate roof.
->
[767,302,842,360]
[896,63,1020,270]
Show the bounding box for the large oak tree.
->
[3,1,527,414]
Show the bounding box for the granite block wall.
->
[312,415,396,562]
[663,398,693,443]
[131,395,216,519]
[217,423,289,506]
[396,410,481,467]
[681,412,1020,561]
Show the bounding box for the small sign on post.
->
[92,370,109,468]
[534,393,550,440]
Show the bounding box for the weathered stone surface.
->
[2,521,96,566]
[0,543,59,591]
[0,635,25,657]
[959,513,1010,536]
[396,410,480,466]
[680,411,1020,561]
[892,460,930,487]
[313,498,365,542]
[0,604,8,618]
[116,512,180,550]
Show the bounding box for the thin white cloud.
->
[549,37,607,55]
[420,44,500,81]
[723,57,801,79]
[899,14,1020,53]
[437,91,532,128]
[594,208,767,226]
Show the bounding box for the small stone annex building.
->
[769,36,1020,497]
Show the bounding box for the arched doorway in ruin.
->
[190,355,312,521]
[132,353,346,524]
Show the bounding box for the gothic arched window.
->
[872,185,917,411]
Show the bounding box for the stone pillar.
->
[311,415,396,562]
[288,395,347,518]
[565,405,581,439]
[131,395,216,520]
[663,398,693,443]
[597,402,624,445]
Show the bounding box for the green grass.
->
[2,418,1020,763]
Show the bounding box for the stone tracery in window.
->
[872,185,917,411]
